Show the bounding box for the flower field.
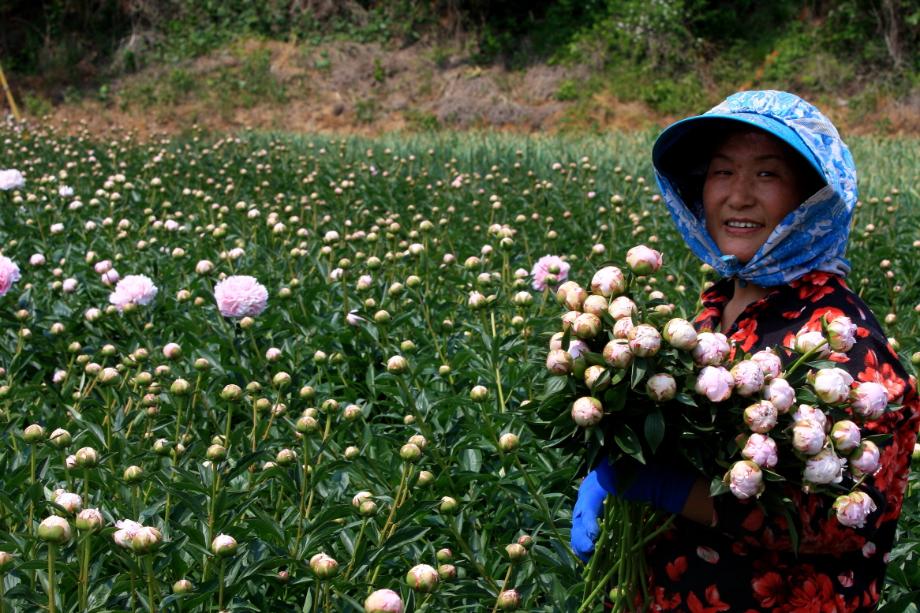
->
[0,121,918,612]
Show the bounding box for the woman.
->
[570,91,920,610]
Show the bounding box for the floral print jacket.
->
[643,271,920,612]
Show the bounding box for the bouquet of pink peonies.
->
[537,245,901,611]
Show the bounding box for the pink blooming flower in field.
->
[530,255,569,292]
[0,256,22,296]
[834,491,877,528]
[214,275,268,318]
[0,169,25,191]
[109,275,158,310]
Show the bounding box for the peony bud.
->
[497,589,521,611]
[602,339,633,369]
[571,396,604,427]
[173,579,194,594]
[74,446,98,468]
[627,324,661,357]
[545,349,573,375]
[49,428,71,449]
[505,543,528,561]
[850,440,881,475]
[310,553,339,579]
[387,355,409,375]
[850,382,888,419]
[833,491,877,528]
[211,533,238,557]
[625,245,662,274]
[803,448,846,485]
[220,384,243,401]
[590,266,626,297]
[750,350,782,381]
[583,365,609,392]
[470,385,489,402]
[725,460,764,500]
[436,548,453,562]
[743,400,778,434]
[437,564,457,580]
[364,588,404,613]
[54,491,82,514]
[731,360,765,397]
[692,332,730,366]
[762,378,795,413]
[38,516,72,544]
[23,424,45,443]
[0,551,13,572]
[826,316,857,353]
[694,366,733,402]
[792,419,827,456]
[123,465,144,484]
[607,296,637,320]
[573,313,602,339]
[830,420,862,453]
[75,508,103,532]
[741,433,778,468]
[131,526,163,553]
[663,318,697,350]
[400,443,422,462]
[646,373,677,402]
[439,496,459,514]
[812,368,854,404]
[498,432,519,452]
[794,329,829,356]
[406,563,439,592]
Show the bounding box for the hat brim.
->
[652,113,824,180]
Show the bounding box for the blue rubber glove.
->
[570,458,696,561]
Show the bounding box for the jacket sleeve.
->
[711,316,920,555]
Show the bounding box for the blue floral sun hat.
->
[652,90,858,287]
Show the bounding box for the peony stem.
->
[145,554,157,613]
[46,544,56,613]
[217,558,226,610]
[490,565,515,613]
[79,533,91,610]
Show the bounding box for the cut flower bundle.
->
[540,245,902,611]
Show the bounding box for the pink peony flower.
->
[695,366,733,402]
[762,378,795,413]
[214,275,268,318]
[29,253,45,267]
[741,434,778,468]
[0,169,25,191]
[792,419,827,456]
[602,339,633,369]
[743,400,778,434]
[750,349,782,380]
[571,397,604,427]
[830,420,862,453]
[364,588,404,613]
[646,373,677,402]
[530,255,570,292]
[113,519,143,548]
[834,491,877,528]
[803,448,846,485]
[663,318,698,350]
[732,360,765,397]
[590,266,626,297]
[851,381,888,419]
[826,315,857,353]
[627,324,661,357]
[109,274,158,310]
[850,440,880,475]
[0,256,21,296]
[692,332,731,366]
[625,245,663,274]
[812,368,854,404]
[726,460,764,499]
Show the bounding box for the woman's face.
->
[702,130,817,264]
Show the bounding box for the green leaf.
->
[613,424,644,464]
[644,409,665,454]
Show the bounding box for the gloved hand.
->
[570,458,696,561]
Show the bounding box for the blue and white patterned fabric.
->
[652,90,858,287]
